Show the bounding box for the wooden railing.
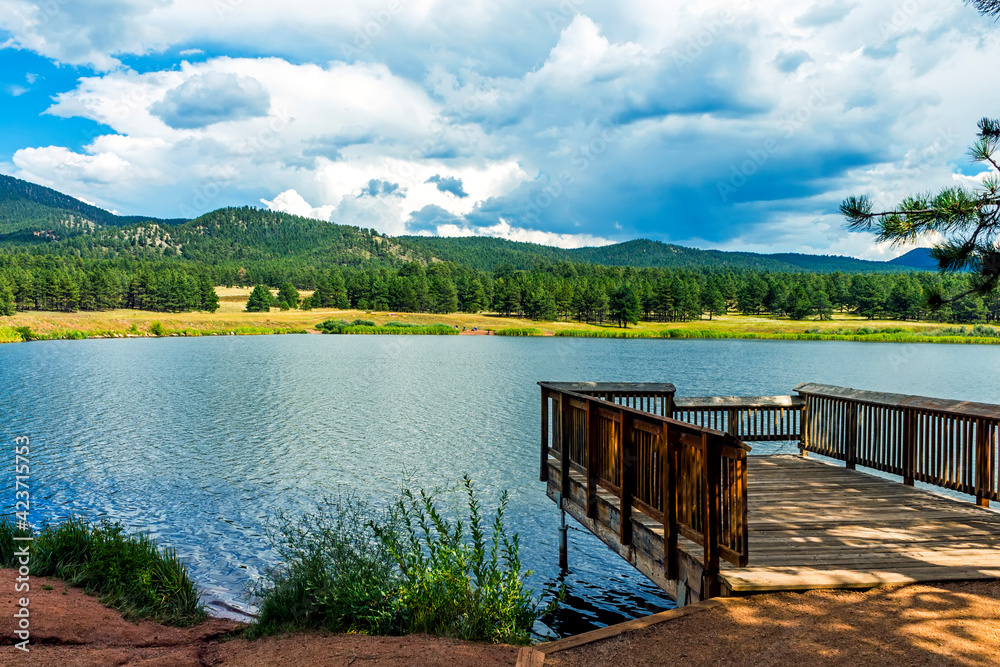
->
[540,382,750,595]
[673,395,803,442]
[796,383,1000,506]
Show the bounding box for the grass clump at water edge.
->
[248,476,557,644]
[0,517,205,626]
[493,327,543,336]
[317,319,457,335]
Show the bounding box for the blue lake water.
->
[2,335,999,637]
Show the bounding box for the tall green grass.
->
[249,477,556,644]
[551,326,1000,344]
[317,320,458,335]
[554,329,657,338]
[494,327,542,336]
[0,518,204,626]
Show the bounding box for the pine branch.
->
[969,0,1000,18]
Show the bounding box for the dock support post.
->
[558,493,568,570]
[540,388,549,482]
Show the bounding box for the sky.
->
[0,1,998,259]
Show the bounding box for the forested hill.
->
[0,173,934,275]
[400,236,923,273]
[0,174,185,235]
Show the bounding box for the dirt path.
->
[7,570,1000,666]
[0,571,519,666]
[547,581,1000,667]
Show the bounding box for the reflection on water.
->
[1,335,998,636]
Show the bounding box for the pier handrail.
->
[540,382,750,595]
[673,395,804,442]
[796,383,1000,506]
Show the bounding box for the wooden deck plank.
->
[716,455,1000,593]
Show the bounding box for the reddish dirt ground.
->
[7,570,1000,666]
[0,571,519,666]
[547,581,1000,667]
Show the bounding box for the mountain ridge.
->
[0,173,937,274]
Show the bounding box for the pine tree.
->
[842,118,1000,306]
[278,282,300,309]
[609,285,641,328]
[702,284,726,320]
[246,284,274,312]
[199,276,220,313]
[0,278,14,316]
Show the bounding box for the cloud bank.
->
[1,0,998,257]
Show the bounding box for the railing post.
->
[903,409,916,486]
[702,432,720,599]
[726,408,737,437]
[663,423,678,580]
[977,420,992,508]
[799,395,810,457]
[620,411,635,546]
[560,394,571,499]
[586,399,599,520]
[540,388,549,482]
[846,402,858,470]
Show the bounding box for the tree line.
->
[250,261,1000,326]
[2,250,997,325]
[0,255,218,315]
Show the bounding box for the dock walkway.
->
[540,382,1000,603]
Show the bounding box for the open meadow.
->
[1,286,998,344]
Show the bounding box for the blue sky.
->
[0,1,997,258]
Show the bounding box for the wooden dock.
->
[540,381,1000,604]
[724,455,1000,592]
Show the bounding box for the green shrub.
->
[150,321,167,337]
[13,325,37,341]
[972,324,1000,338]
[0,518,204,626]
[249,477,556,644]
[352,319,377,327]
[382,478,554,644]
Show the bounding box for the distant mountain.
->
[888,248,939,271]
[401,236,916,274]
[0,174,186,243]
[0,173,933,274]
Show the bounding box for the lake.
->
[2,335,999,637]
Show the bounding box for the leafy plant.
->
[249,478,557,645]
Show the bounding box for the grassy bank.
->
[0,518,204,626]
[1,286,999,345]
